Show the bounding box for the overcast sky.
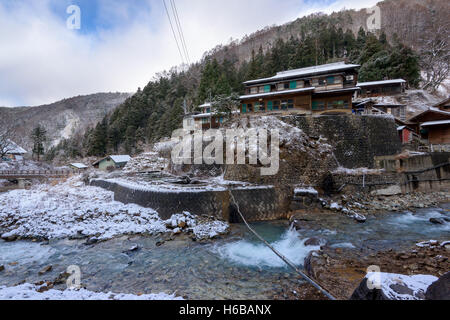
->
[0,0,380,107]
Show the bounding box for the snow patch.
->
[0,283,182,300]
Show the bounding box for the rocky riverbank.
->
[301,240,449,300]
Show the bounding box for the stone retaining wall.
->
[90,179,291,222]
[282,115,402,169]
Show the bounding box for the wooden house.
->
[69,163,88,170]
[356,79,406,98]
[240,62,360,116]
[4,140,27,161]
[93,155,131,171]
[192,102,238,130]
[408,106,450,152]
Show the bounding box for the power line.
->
[162,0,185,64]
[170,0,191,64]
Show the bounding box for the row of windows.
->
[201,117,224,124]
[242,98,350,113]
[248,76,345,94]
[242,99,295,113]
[312,100,350,111]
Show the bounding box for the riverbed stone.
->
[38,265,53,275]
[0,265,4,272]
[430,218,446,225]
[425,272,450,300]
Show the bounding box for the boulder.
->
[351,273,437,300]
[304,237,327,247]
[370,185,402,197]
[430,218,446,225]
[0,265,4,272]
[38,265,53,275]
[425,272,450,300]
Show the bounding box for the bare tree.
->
[0,121,16,159]
[420,23,450,92]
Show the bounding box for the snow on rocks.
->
[0,177,167,241]
[0,178,229,242]
[0,283,182,300]
[193,221,230,241]
[352,273,438,300]
[123,152,168,173]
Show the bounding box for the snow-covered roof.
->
[193,110,240,119]
[244,62,360,85]
[109,155,131,163]
[357,79,406,87]
[420,120,450,127]
[240,87,315,100]
[70,163,88,169]
[409,107,450,122]
[6,140,27,155]
[199,102,212,108]
[397,126,406,131]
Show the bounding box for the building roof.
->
[70,163,88,169]
[6,140,27,155]
[409,107,450,122]
[109,155,131,163]
[93,155,131,166]
[431,96,450,109]
[397,126,406,131]
[357,79,406,87]
[243,62,360,85]
[240,87,315,100]
[199,102,212,108]
[420,120,450,127]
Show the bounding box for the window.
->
[273,101,280,110]
[312,101,325,111]
[296,80,305,88]
[242,104,247,113]
[264,85,271,93]
[334,77,343,84]
[281,100,288,110]
[311,79,319,86]
[284,83,290,90]
[250,87,258,94]
[259,86,265,93]
[277,83,285,91]
[326,76,335,85]
[288,99,294,109]
[267,101,273,111]
[206,108,211,113]
[290,81,297,89]
[248,103,253,112]
[346,75,354,81]
[318,78,326,86]
[202,118,210,124]
[219,117,224,124]
[255,102,265,112]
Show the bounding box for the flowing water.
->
[0,207,449,299]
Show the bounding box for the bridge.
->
[0,170,75,180]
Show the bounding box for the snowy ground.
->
[0,283,182,300]
[0,177,229,241]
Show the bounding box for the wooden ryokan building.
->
[239,62,360,115]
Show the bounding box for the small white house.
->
[4,140,27,160]
[93,155,131,171]
[69,163,89,170]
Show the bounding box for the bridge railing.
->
[0,170,76,177]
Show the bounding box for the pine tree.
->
[31,125,47,161]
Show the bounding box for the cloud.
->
[0,0,380,107]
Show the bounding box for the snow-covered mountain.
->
[0,92,131,151]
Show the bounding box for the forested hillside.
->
[48,20,422,162]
